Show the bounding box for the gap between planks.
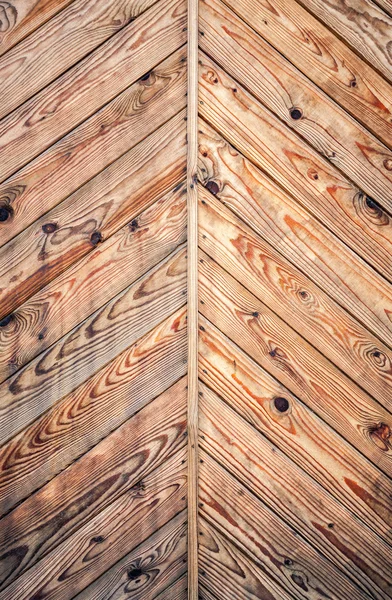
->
[187,0,199,597]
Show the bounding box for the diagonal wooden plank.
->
[0,47,187,248]
[0,111,186,320]
[200,382,392,597]
[0,0,74,58]
[200,0,392,205]
[219,0,392,148]
[198,251,392,477]
[0,378,187,590]
[0,298,186,517]
[0,182,186,384]
[199,53,392,281]
[0,448,187,600]
[374,0,392,17]
[0,0,161,121]
[0,0,186,183]
[0,198,186,447]
[199,319,392,559]
[152,575,187,600]
[199,123,392,350]
[73,511,187,600]
[200,452,370,600]
[298,0,392,83]
[199,519,291,600]
[199,187,392,410]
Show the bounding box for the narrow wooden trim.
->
[187,0,199,596]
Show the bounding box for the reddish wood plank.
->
[0,183,186,384]
[0,449,187,600]
[199,123,392,349]
[200,452,369,600]
[199,520,291,600]
[0,0,74,57]
[199,187,392,411]
[198,251,392,476]
[0,112,186,320]
[0,378,187,590]
[199,54,392,282]
[0,47,187,248]
[74,512,187,600]
[200,0,392,205]
[199,319,392,557]
[0,0,186,183]
[200,383,391,597]
[299,0,392,83]
[0,296,186,517]
[220,0,392,148]
[0,0,160,120]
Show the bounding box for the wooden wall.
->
[0,0,391,598]
[0,1,188,598]
[197,0,392,598]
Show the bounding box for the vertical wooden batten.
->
[187,0,199,596]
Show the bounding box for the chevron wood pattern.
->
[0,0,391,598]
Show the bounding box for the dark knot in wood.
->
[0,313,13,327]
[0,205,11,222]
[128,568,143,580]
[90,231,103,245]
[274,397,289,412]
[290,107,302,120]
[205,180,219,195]
[42,222,58,234]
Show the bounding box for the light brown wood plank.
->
[74,512,187,600]
[374,0,392,17]
[0,0,186,183]
[299,0,392,82]
[0,0,161,121]
[0,112,186,320]
[0,298,186,517]
[187,0,199,595]
[198,251,392,476]
[199,320,392,559]
[153,575,187,600]
[0,183,186,384]
[199,520,291,600]
[199,54,392,281]
[0,47,187,248]
[200,452,369,600]
[0,0,74,57]
[0,378,187,590]
[220,0,392,148]
[199,187,392,411]
[0,448,187,600]
[199,123,392,350]
[200,0,392,205]
[0,204,186,448]
[200,383,392,597]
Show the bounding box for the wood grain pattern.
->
[187,0,199,595]
[220,0,392,148]
[199,520,292,600]
[73,512,187,600]
[0,449,187,600]
[0,209,186,449]
[0,0,74,57]
[0,0,160,120]
[0,0,186,183]
[199,55,392,281]
[0,183,186,384]
[299,0,392,83]
[198,319,392,554]
[199,187,392,410]
[200,383,392,597]
[0,293,186,517]
[199,123,392,349]
[198,251,392,476]
[0,378,187,590]
[0,112,186,320]
[200,452,370,600]
[0,47,187,248]
[200,0,392,205]
[153,575,187,600]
